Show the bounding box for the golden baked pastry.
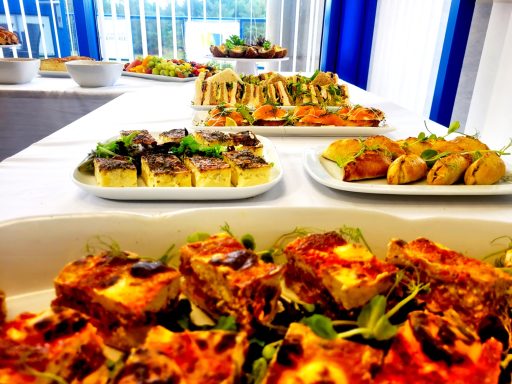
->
[427,153,473,185]
[0,27,18,45]
[464,152,506,185]
[387,154,428,185]
[40,56,94,72]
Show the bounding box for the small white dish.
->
[66,60,124,87]
[0,58,40,84]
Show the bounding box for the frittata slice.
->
[53,251,181,350]
[263,323,383,384]
[158,128,188,144]
[0,307,109,384]
[229,130,264,156]
[141,154,192,187]
[386,237,512,349]
[93,157,137,187]
[184,155,231,187]
[116,326,247,384]
[180,233,284,326]
[284,232,397,312]
[193,130,234,147]
[375,311,502,384]
[223,150,271,187]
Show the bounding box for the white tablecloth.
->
[1,81,511,225]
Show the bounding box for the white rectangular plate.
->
[38,70,70,78]
[2,207,512,317]
[122,71,196,82]
[192,111,394,137]
[72,135,282,200]
[304,146,512,195]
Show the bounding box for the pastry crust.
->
[343,150,392,181]
[426,153,472,185]
[387,154,428,185]
[464,152,506,185]
[0,28,18,45]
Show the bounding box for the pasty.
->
[464,152,505,185]
[427,153,472,185]
[387,154,428,185]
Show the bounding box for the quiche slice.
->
[386,237,512,349]
[93,156,137,187]
[0,307,109,384]
[284,232,397,312]
[375,311,502,384]
[263,323,383,384]
[180,233,284,326]
[53,251,181,350]
[116,325,247,384]
[223,150,272,187]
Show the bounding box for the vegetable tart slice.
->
[284,232,397,313]
[52,251,181,350]
[180,233,284,327]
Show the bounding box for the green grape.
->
[152,68,160,75]
[161,70,169,76]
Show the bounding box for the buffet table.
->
[1,79,511,224]
[0,75,186,160]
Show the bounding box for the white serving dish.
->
[304,145,512,195]
[72,134,282,200]
[192,111,394,137]
[0,58,40,84]
[38,70,70,78]
[66,60,124,87]
[2,207,512,318]
[122,71,196,82]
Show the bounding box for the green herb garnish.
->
[213,315,237,331]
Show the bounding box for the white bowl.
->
[66,60,124,87]
[0,58,40,84]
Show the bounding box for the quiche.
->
[284,232,397,312]
[141,154,192,187]
[375,311,502,384]
[93,156,137,187]
[52,251,181,350]
[0,307,109,384]
[264,323,383,384]
[223,150,272,187]
[386,237,512,349]
[116,325,247,384]
[180,233,284,326]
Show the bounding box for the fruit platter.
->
[123,55,217,82]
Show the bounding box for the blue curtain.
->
[320,0,377,89]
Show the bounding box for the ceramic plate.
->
[192,112,394,137]
[72,135,282,200]
[304,145,512,195]
[38,70,70,78]
[122,71,197,82]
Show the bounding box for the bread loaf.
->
[40,56,95,72]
